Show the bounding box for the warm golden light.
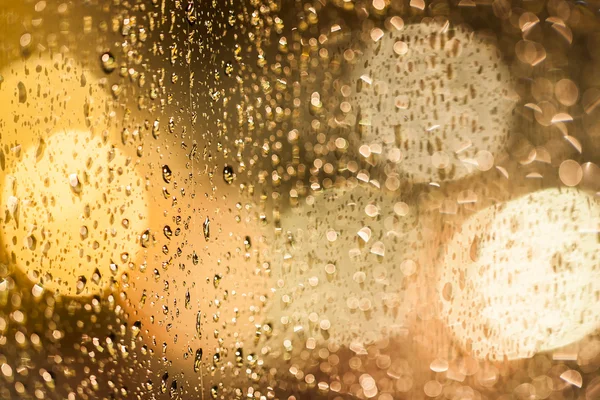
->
[0,58,148,297]
[1,2,599,398]
[1,130,147,296]
[440,188,600,360]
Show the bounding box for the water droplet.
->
[17,81,27,103]
[109,261,118,275]
[196,311,202,338]
[228,10,236,26]
[131,321,142,339]
[160,372,168,393]
[163,225,173,239]
[235,347,243,367]
[223,164,234,184]
[91,268,102,285]
[80,225,88,239]
[140,229,150,248]
[100,52,117,74]
[186,1,197,25]
[162,165,172,183]
[213,274,222,288]
[224,61,234,77]
[68,173,80,188]
[203,217,210,241]
[185,290,191,309]
[193,348,203,372]
[168,117,175,133]
[169,380,177,398]
[76,276,87,295]
[152,119,160,139]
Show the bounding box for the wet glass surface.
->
[1,0,600,399]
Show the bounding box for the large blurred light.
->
[350,24,516,183]
[439,188,600,360]
[0,58,148,297]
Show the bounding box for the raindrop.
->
[100,52,117,74]
[185,290,191,309]
[160,372,168,393]
[140,229,151,248]
[186,1,197,25]
[169,380,177,398]
[91,268,102,285]
[193,348,203,372]
[163,225,173,239]
[109,261,118,275]
[223,164,234,184]
[17,81,27,103]
[203,217,210,241]
[131,321,142,339]
[152,119,160,139]
[235,347,243,367]
[68,173,80,189]
[196,311,202,338]
[162,165,172,183]
[224,61,234,77]
[76,276,87,295]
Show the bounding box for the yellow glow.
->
[122,183,267,369]
[439,188,600,360]
[0,58,147,297]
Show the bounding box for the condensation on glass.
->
[0,0,599,399]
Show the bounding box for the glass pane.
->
[1,1,600,399]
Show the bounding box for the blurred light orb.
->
[440,188,600,360]
[0,58,147,297]
[350,24,516,183]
